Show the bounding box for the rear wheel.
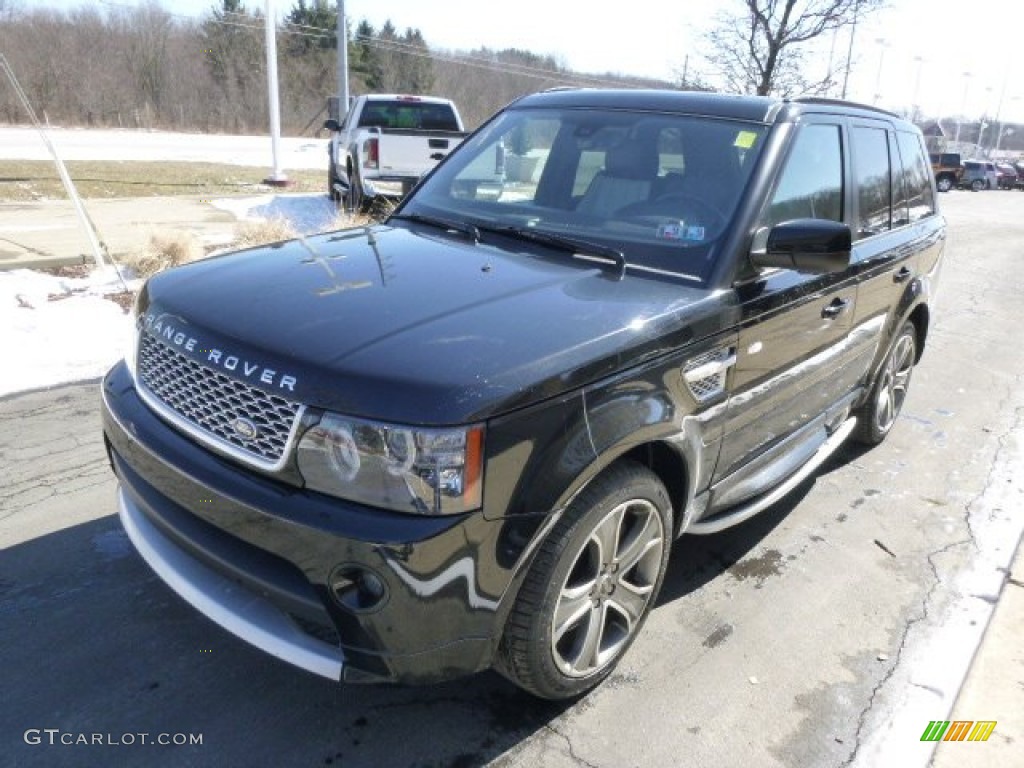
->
[970,179,984,192]
[497,461,673,700]
[854,321,917,445]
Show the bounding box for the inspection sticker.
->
[735,131,758,149]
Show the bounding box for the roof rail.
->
[791,97,900,119]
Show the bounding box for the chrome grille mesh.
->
[683,347,733,402]
[138,333,302,467]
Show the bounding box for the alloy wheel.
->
[551,498,665,678]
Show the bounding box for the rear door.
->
[844,123,937,382]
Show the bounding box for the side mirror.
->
[751,219,852,274]
[323,118,341,132]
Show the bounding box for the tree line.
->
[0,0,667,136]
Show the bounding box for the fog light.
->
[329,565,388,613]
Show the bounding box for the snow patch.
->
[211,193,339,235]
[0,268,137,397]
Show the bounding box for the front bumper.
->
[101,362,525,685]
[118,485,344,679]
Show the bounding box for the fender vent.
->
[682,347,736,402]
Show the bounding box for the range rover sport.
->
[101,90,945,700]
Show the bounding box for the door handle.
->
[821,298,850,319]
[893,267,912,284]
[430,152,446,161]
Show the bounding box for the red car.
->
[995,163,1018,190]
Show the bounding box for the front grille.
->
[138,332,302,468]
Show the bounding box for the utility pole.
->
[264,0,288,186]
[337,0,349,122]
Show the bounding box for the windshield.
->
[399,106,767,282]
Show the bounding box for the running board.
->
[687,417,857,535]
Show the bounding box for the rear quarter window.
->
[895,131,936,223]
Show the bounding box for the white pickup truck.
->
[324,94,467,212]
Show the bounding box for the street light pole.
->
[841,0,860,100]
[336,0,349,122]
[264,0,288,186]
[910,56,924,121]
[954,71,971,149]
[872,37,887,106]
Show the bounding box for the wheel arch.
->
[617,441,690,538]
[907,302,930,363]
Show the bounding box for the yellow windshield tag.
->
[734,131,758,149]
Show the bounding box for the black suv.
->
[102,90,945,700]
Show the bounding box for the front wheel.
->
[345,168,364,214]
[327,163,341,202]
[970,179,984,192]
[497,461,673,700]
[854,321,917,445]
[936,175,953,193]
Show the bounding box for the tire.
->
[497,461,673,700]
[970,179,984,192]
[853,321,917,445]
[344,165,364,215]
[327,163,340,202]
[936,175,953,193]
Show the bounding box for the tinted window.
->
[896,131,935,223]
[891,132,910,229]
[764,124,843,228]
[851,126,891,239]
[357,101,460,131]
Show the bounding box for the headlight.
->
[123,289,142,382]
[296,412,483,515]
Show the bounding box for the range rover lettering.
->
[102,90,944,700]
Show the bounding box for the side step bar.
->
[687,417,857,535]
[118,487,345,681]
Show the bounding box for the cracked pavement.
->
[1,191,1022,767]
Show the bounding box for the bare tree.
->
[704,0,881,97]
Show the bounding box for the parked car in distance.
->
[929,152,963,192]
[1016,162,1024,190]
[994,163,1018,190]
[324,94,467,213]
[102,90,945,701]
[960,160,998,191]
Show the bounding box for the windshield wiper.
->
[390,212,479,244]
[485,225,626,280]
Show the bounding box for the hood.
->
[140,224,724,424]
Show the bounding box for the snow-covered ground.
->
[0,266,139,397]
[1,193,337,398]
[0,125,328,170]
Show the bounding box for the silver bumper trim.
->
[118,487,344,681]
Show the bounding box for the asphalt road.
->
[2,190,1022,768]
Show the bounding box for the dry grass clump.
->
[323,210,377,232]
[122,231,204,277]
[233,216,298,248]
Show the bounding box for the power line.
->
[93,0,664,89]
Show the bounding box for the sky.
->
[25,0,1024,123]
